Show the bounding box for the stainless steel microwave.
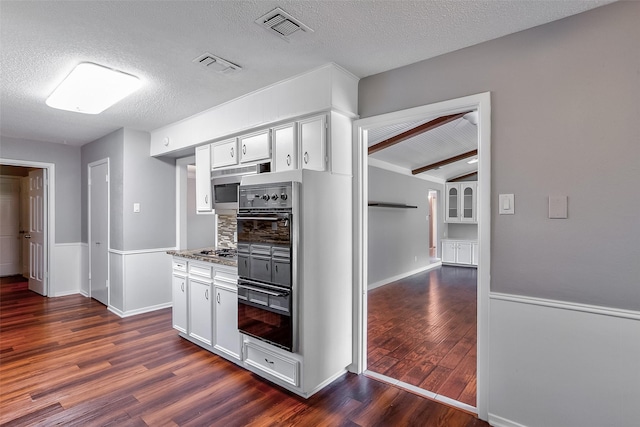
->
[211,163,270,212]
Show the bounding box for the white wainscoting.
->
[51,243,84,296]
[488,293,640,427]
[108,248,174,317]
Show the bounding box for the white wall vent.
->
[255,7,314,41]
[192,53,242,74]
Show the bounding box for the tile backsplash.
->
[217,213,237,249]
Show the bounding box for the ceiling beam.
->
[411,149,478,175]
[368,111,470,155]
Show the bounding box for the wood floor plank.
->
[0,275,486,426]
[368,265,477,405]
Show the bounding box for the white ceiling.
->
[0,0,613,154]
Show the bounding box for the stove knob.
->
[280,193,288,201]
[262,194,270,201]
[271,193,279,201]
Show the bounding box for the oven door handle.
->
[237,214,290,222]
[238,284,288,297]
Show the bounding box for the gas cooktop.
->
[199,248,237,258]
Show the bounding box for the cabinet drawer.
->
[189,263,213,279]
[244,342,299,386]
[173,260,187,272]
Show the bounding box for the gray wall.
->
[122,129,175,251]
[81,129,125,249]
[368,166,443,286]
[81,128,175,251]
[0,136,81,243]
[359,1,640,311]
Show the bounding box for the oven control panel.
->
[239,182,293,209]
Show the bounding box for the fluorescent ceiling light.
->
[46,62,141,114]
[467,158,479,164]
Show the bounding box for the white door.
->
[27,170,46,295]
[89,161,109,305]
[0,177,22,276]
[21,177,29,276]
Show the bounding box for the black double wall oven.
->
[237,182,295,352]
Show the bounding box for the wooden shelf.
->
[368,202,417,209]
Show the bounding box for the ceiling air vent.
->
[192,53,241,74]
[255,8,313,41]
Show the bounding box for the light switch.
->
[549,196,568,219]
[499,194,514,215]
[133,203,141,213]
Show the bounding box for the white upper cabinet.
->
[211,138,238,168]
[272,122,298,172]
[195,144,212,212]
[445,181,477,223]
[299,115,326,171]
[239,129,271,164]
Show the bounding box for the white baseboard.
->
[488,414,527,427]
[108,302,172,318]
[368,261,442,291]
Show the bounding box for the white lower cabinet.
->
[442,240,476,267]
[188,278,212,346]
[172,274,187,333]
[243,340,299,387]
[214,277,241,360]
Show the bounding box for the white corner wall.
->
[51,243,85,296]
[488,295,640,427]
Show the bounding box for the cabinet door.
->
[272,123,297,171]
[195,145,212,212]
[239,129,271,164]
[189,278,212,346]
[442,241,457,263]
[211,138,238,168]
[172,274,187,333]
[299,115,326,171]
[460,183,476,223]
[214,285,241,360]
[445,184,460,222]
[456,242,473,265]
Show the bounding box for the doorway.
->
[353,92,491,418]
[88,159,109,306]
[0,160,53,296]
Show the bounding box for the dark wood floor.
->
[368,266,477,406]
[0,275,487,426]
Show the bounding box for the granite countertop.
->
[167,247,238,267]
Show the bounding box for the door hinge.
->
[105,174,109,183]
[106,279,109,288]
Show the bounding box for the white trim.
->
[367,261,442,291]
[364,371,477,414]
[368,157,446,185]
[108,247,176,256]
[88,158,110,306]
[490,292,640,321]
[487,414,528,427]
[353,92,491,420]
[0,157,54,297]
[108,302,172,318]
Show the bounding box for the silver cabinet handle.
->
[303,152,309,164]
[204,194,208,204]
[181,282,184,292]
[242,144,246,155]
[95,241,100,245]
[264,358,274,365]
[265,262,269,271]
[205,289,209,300]
[230,147,234,157]
[286,154,291,166]
[217,293,220,304]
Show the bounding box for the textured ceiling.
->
[0,0,614,147]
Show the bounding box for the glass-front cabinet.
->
[445,181,477,223]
